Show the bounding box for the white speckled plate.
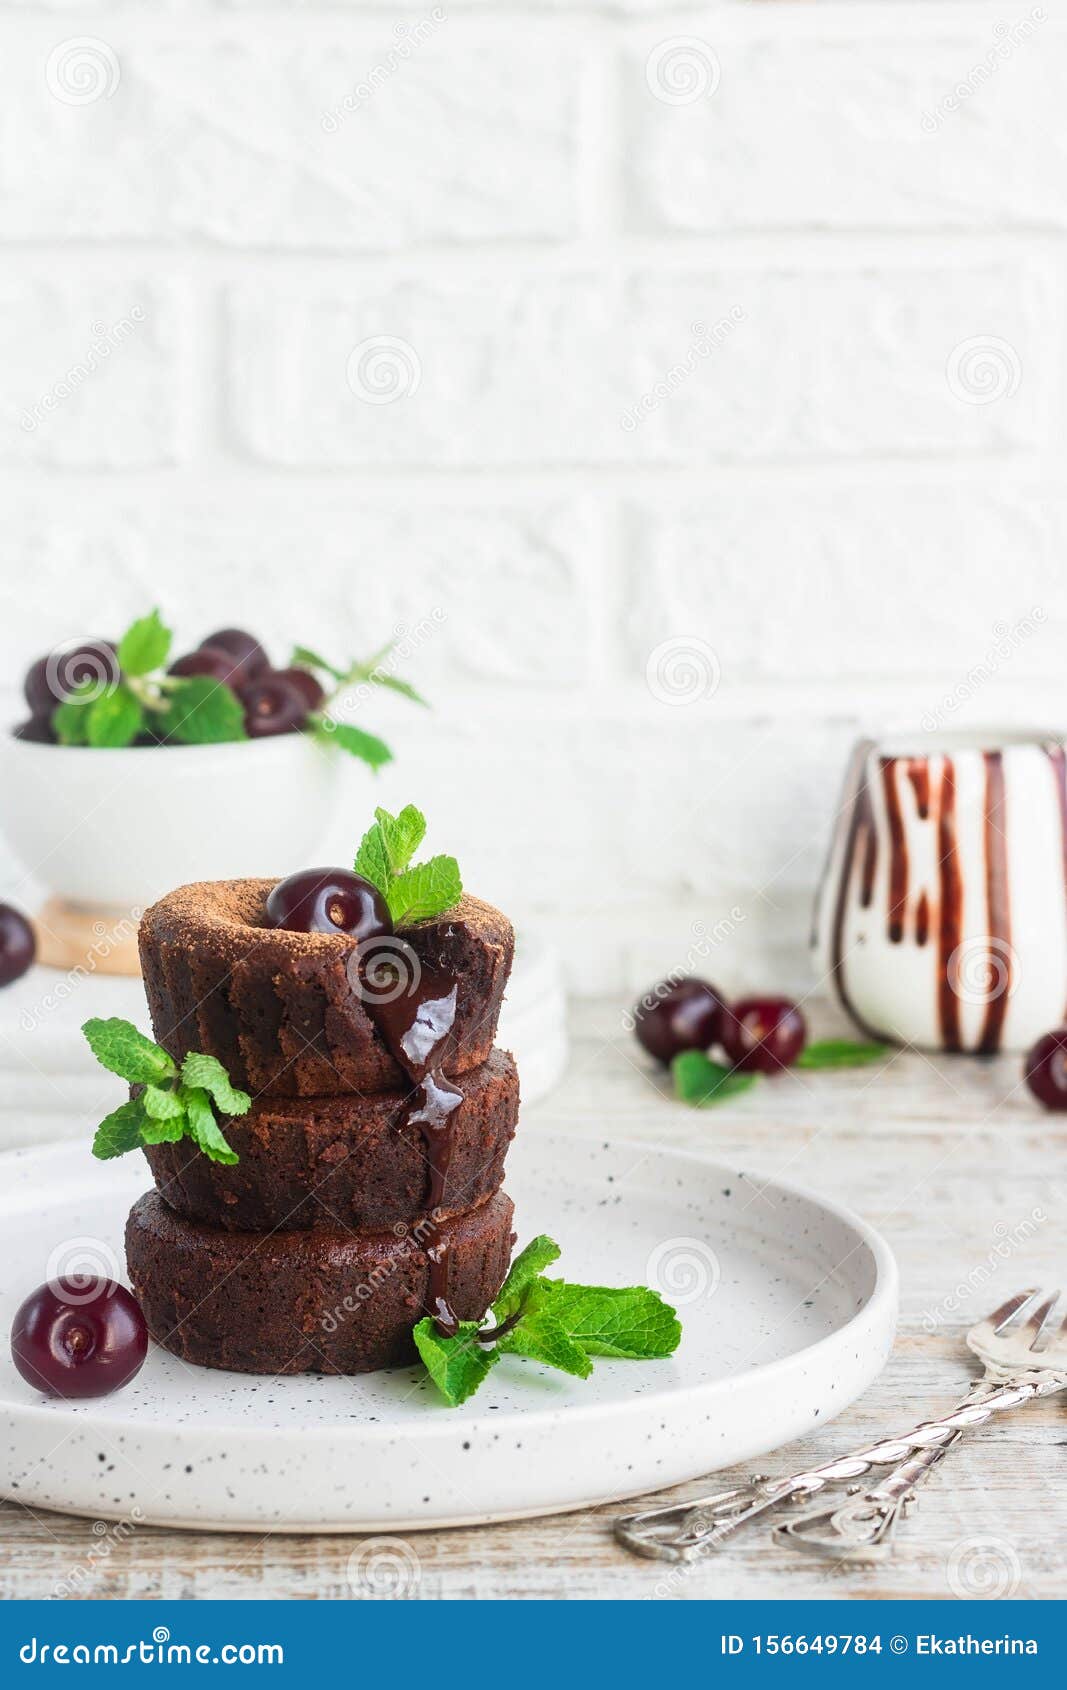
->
[0,1136,896,1533]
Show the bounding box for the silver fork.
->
[775,1285,1067,1561]
[615,1288,1067,1563]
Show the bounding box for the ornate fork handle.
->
[614,1370,1066,1563]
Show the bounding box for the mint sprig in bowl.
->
[1,612,427,917]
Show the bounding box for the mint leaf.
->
[493,1235,561,1320]
[117,609,171,677]
[342,650,428,709]
[87,684,144,749]
[353,818,392,896]
[672,1050,758,1107]
[181,1085,239,1165]
[530,1281,681,1360]
[374,804,427,876]
[291,645,345,683]
[142,1083,184,1120]
[180,1053,251,1117]
[140,1115,186,1145]
[797,1040,889,1070]
[365,671,427,708]
[91,1098,150,1160]
[52,690,94,746]
[82,1018,176,1086]
[413,1319,499,1407]
[311,716,392,771]
[387,856,462,925]
[497,1307,592,1379]
[160,676,246,745]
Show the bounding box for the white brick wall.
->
[1,1,1064,999]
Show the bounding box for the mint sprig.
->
[82,1018,249,1165]
[354,803,462,925]
[412,1234,681,1407]
[294,638,427,770]
[292,641,428,709]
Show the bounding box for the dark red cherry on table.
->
[265,869,393,940]
[272,667,326,713]
[721,996,807,1074]
[1024,1028,1067,1110]
[169,645,245,686]
[0,904,35,986]
[11,1279,147,1398]
[200,628,268,685]
[241,675,307,738]
[634,978,725,1064]
[24,640,118,715]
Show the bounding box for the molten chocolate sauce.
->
[359,946,464,1336]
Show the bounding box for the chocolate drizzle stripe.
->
[915,890,930,948]
[906,759,930,820]
[880,756,909,944]
[1047,744,1067,1019]
[936,758,963,1053]
[977,750,1011,1055]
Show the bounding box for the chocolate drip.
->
[359,945,464,1335]
[977,751,1011,1054]
[906,759,930,820]
[426,1243,460,1338]
[915,890,930,948]
[860,811,878,907]
[880,757,909,943]
[936,758,963,1052]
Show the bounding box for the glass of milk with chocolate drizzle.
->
[813,731,1067,1054]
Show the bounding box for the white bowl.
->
[0,729,343,911]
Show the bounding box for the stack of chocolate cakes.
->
[125,878,518,1375]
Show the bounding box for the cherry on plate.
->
[200,628,268,684]
[240,675,307,738]
[1024,1028,1067,1110]
[0,904,35,987]
[721,996,807,1073]
[265,868,392,941]
[11,1279,147,1398]
[633,978,725,1064]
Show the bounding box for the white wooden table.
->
[2,999,1063,1601]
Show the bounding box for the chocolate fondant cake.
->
[139,879,514,1098]
[129,866,519,1376]
[126,1189,515,1374]
[142,1048,519,1231]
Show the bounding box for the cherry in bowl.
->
[11,1278,147,1398]
[265,869,392,941]
[241,675,307,739]
[721,996,807,1074]
[633,978,725,1064]
[200,628,268,686]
